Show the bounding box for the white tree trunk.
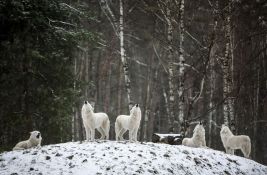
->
[157,0,175,128]
[163,87,171,126]
[229,7,235,132]
[118,61,122,114]
[100,0,132,110]
[120,0,132,110]
[99,0,118,35]
[178,0,185,127]
[166,4,175,125]
[223,0,234,128]
[72,56,77,141]
[85,48,89,98]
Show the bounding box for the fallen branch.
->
[152,133,184,145]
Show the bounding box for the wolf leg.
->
[103,119,110,140]
[85,127,91,141]
[119,128,127,140]
[36,144,41,149]
[115,122,119,141]
[90,129,95,141]
[202,138,206,147]
[226,147,233,154]
[225,147,230,154]
[129,130,135,142]
[132,128,138,142]
[182,138,188,146]
[97,127,105,140]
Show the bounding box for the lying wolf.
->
[13,131,42,150]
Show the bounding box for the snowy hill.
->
[0,141,266,175]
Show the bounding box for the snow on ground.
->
[0,141,266,175]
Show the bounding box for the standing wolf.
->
[81,101,110,141]
[220,125,251,158]
[13,131,42,150]
[115,104,141,142]
[182,123,206,148]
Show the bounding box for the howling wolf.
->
[182,123,206,148]
[81,101,110,141]
[13,131,42,150]
[115,104,141,142]
[220,125,251,158]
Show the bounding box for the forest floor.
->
[0,140,266,175]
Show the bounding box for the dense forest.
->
[0,0,266,165]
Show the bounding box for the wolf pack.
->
[13,101,251,159]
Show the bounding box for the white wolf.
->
[182,123,206,148]
[13,131,42,150]
[81,101,110,141]
[220,125,251,158]
[115,104,141,142]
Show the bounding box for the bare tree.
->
[157,0,176,128]
[177,0,185,128]
[143,66,151,141]
[100,0,133,111]
[119,0,133,110]
[222,0,234,131]
[208,0,218,147]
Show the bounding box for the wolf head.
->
[29,131,42,142]
[193,123,205,136]
[82,101,94,113]
[130,104,141,117]
[220,125,232,136]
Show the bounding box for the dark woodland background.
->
[0,0,267,165]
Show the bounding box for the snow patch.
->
[0,141,266,175]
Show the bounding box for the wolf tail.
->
[243,136,251,158]
[13,147,25,151]
[103,116,110,140]
[115,118,120,141]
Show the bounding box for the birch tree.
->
[100,0,133,110]
[228,1,235,132]
[119,0,133,110]
[166,2,175,126]
[208,0,218,147]
[222,0,234,131]
[177,0,185,131]
[143,67,151,141]
[157,0,176,127]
